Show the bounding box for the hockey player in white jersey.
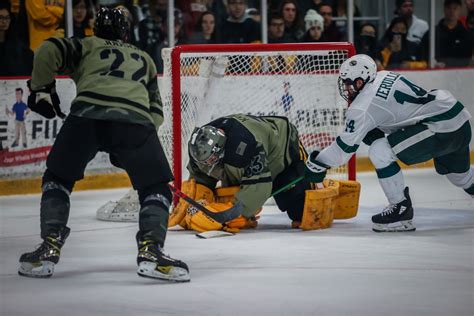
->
[305,54,473,232]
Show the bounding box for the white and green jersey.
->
[317,70,472,167]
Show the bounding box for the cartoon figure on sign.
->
[6,87,29,148]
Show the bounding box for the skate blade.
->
[373,220,416,232]
[137,262,190,283]
[18,261,55,278]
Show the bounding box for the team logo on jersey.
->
[244,153,264,177]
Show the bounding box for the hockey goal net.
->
[97,42,356,222]
[160,42,356,188]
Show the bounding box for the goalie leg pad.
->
[324,179,361,219]
[215,186,240,203]
[300,185,339,230]
[168,180,215,228]
[185,202,228,233]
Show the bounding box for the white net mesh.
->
[159,44,355,183]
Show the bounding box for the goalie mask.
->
[338,54,377,102]
[94,7,130,42]
[189,126,226,168]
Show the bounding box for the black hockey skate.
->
[372,187,415,232]
[137,239,190,282]
[18,227,70,278]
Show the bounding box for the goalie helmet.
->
[338,54,377,102]
[94,7,130,42]
[188,126,226,167]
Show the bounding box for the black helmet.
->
[94,7,130,42]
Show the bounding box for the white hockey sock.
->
[446,167,474,190]
[369,138,406,204]
[378,168,406,204]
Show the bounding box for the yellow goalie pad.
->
[185,202,230,233]
[215,186,240,203]
[300,179,361,230]
[325,179,360,220]
[184,186,260,233]
[168,179,214,228]
[300,183,339,230]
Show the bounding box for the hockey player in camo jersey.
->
[169,113,315,232]
[305,54,473,232]
[18,8,189,282]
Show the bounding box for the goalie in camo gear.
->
[169,113,360,232]
[305,54,473,233]
[18,8,189,282]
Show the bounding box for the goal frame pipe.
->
[170,42,357,192]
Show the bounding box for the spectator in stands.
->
[332,0,360,39]
[318,2,343,42]
[0,2,33,76]
[354,23,380,61]
[460,0,474,28]
[279,0,304,41]
[395,0,428,46]
[268,13,295,43]
[246,7,260,23]
[138,0,164,63]
[221,0,260,43]
[56,0,93,38]
[377,17,426,70]
[189,11,218,44]
[433,0,472,67]
[153,8,187,73]
[123,0,146,45]
[467,12,474,65]
[25,0,64,51]
[177,0,207,39]
[10,0,30,48]
[301,9,324,42]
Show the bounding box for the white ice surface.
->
[1,169,473,316]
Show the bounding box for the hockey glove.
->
[27,80,66,119]
[305,151,330,183]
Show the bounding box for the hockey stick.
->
[271,176,305,197]
[168,184,240,224]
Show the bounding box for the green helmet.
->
[188,126,226,166]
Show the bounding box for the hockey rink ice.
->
[1,168,473,316]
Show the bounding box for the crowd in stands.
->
[0,0,473,76]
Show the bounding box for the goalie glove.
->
[27,80,66,119]
[305,151,330,183]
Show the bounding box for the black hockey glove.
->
[305,151,330,183]
[27,80,66,119]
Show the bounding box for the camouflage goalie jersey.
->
[31,36,164,129]
[188,114,303,218]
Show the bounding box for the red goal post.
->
[159,42,357,191]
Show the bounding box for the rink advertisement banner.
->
[0,146,51,167]
[0,79,114,178]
